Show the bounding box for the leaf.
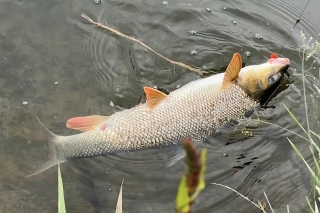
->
[58,163,66,213]
[115,179,124,213]
[176,176,190,213]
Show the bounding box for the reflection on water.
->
[0,0,319,212]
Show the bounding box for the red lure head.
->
[270,52,279,59]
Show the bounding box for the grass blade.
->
[306,196,315,213]
[115,179,124,213]
[58,163,66,213]
[212,183,266,213]
[284,104,308,136]
[289,139,320,185]
[263,192,275,213]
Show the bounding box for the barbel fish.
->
[27,53,290,177]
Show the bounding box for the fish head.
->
[237,56,290,100]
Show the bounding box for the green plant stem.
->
[302,45,312,139]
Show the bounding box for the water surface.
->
[0,0,319,212]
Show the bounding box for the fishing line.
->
[279,0,312,54]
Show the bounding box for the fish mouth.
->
[279,63,290,74]
[277,58,290,74]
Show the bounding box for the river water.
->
[0,0,319,212]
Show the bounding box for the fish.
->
[27,53,290,177]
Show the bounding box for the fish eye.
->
[268,75,277,85]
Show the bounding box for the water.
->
[0,0,319,212]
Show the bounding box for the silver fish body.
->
[56,74,257,162]
[28,53,290,176]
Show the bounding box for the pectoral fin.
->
[66,115,109,131]
[144,87,167,109]
[221,53,242,90]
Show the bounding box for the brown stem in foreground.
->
[81,13,204,76]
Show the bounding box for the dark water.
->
[0,0,319,212]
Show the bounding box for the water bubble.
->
[254,33,263,39]
[232,20,238,25]
[108,188,111,191]
[94,0,101,3]
[206,8,212,12]
[54,81,58,85]
[190,50,197,55]
[202,65,209,70]
[22,101,28,105]
[223,7,227,10]
[223,153,228,157]
[162,1,168,5]
[266,23,269,26]
[245,51,251,57]
[189,30,197,35]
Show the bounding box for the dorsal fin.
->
[144,86,167,109]
[66,115,109,132]
[221,53,242,90]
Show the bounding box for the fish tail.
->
[25,117,59,177]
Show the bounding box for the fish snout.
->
[267,57,290,65]
[267,57,290,73]
[279,58,290,73]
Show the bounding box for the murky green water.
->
[0,0,319,212]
